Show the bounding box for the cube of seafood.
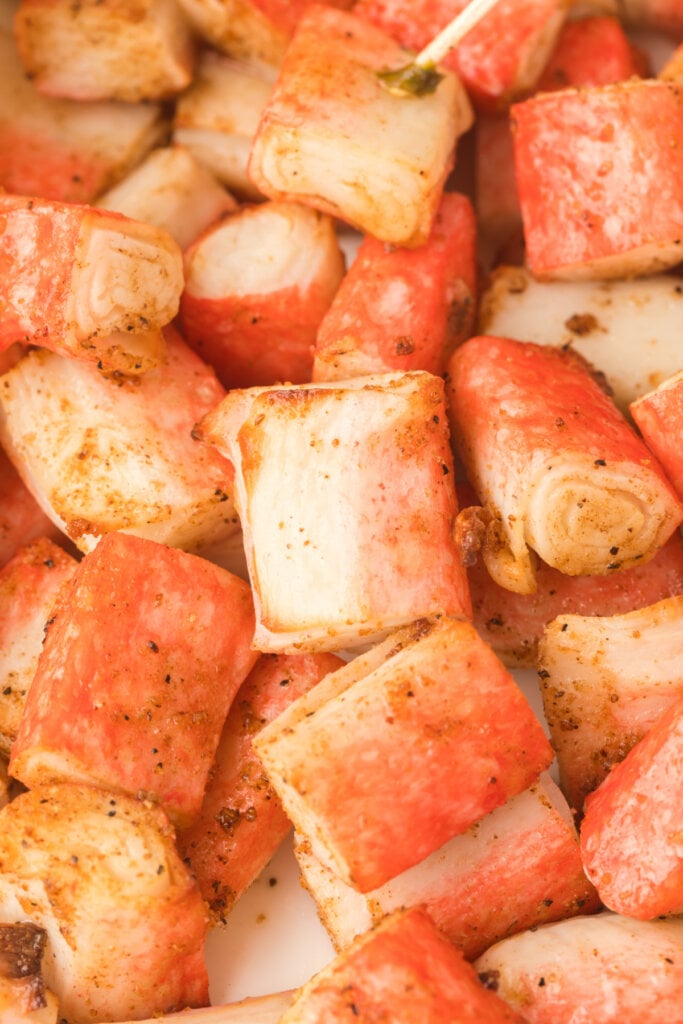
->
[97,145,237,251]
[539,596,683,814]
[0,783,210,1023]
[0,446,63,568]
[180,201,345,389]
[280,906,525,1023]
[0,20,167,203]
[0,328,240,554]
[198,372,471,652]
[537,14,649,91]
[254,617,552,892]
[295,775,598,959]
[512,79,683,280]
[173,50,275,200]
[248,5,473,247]
[446,336,683,594]
[631,370,683,503]
[474,912,683,1024]
[13,0,195,102]
[0,194,183,374]
[10,532,257,827]
[0,537,78,757]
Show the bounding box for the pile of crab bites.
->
[1,1,683,1022]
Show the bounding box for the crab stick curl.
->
[10,533,258,828]
[198,372,471,653]
[474,912,683,1024]
[281,907,525,1023]
[512,79,683,281]
[0,195,183,374]
[631,370,683,504]
[248,6,473,248]
[180,202,345,389]
[254,617,552,892]
[580,696,683,918]
[446,336,683,594]
[312,191,477,382]
[0,784,209,1023]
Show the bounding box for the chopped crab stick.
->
[0,923,59,1023]
[248,6,473,247]
[512,79,683,281]
[0,327,240,554]
[0,447,63,568]
[13,0,195,103]
[0,195,184,373]
[177,651,343,922]
[180,202,345,389]
[537,15,649,91]
[198,372,471,652]
[631,371,683,502]
[621,0,683,34]
[469,530,683,670]
[446,336,683,594]
[659,40,683,81]
[580,695,683,917]
[97,145,237,251]
[280,907,525,1023]
[0,21,167,203]
[0,784,210,1023]
[295,775,599,959]
[356,0,568,111]
[312,191,476,381]
[10,533,257,828]
[173,51,275,201]
[539,596,683,815]
[176,0,354,66]
[254,617,552,892]
[474,115,522,265]
[97,992,296,1024]
[478,267,683,412]
[474,911,683,1023]
[0,538,78,756]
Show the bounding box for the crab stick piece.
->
[97,145,237,251]
[0,22,167,203]
[474,911,683,1023]
[580,695,683,917]
[539,596,683,814]
[631,370,683,503]
[0,195,183,373]
[0,328,240,555]
[248,6,473,248]
[13,0,195,103]
[176,0,353,66]
[97,993,296,1024]
[479,267,683,412]
[446,336,683,594]
[178,651,343,922]
[0,923,59,1024]
[355,0,568,112]
[474,115,522,268]
[198,372,471,653]
[173,50,275,201]
[10,533,257,827]
[296,775,598,959]
[281,906,525,1023]
[621,0,683,34]
[0,448,64,568]
[254,617,552,892]
[469,530,683,669]
[0,783,210,1023]
[312,192,476,382]
[180,202,345,389]
[512,79,683,281]
[0,538,78,757]
[536,15,649,91]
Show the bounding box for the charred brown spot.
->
[478,969,500,991]
[0,923,49,1011]
[565,313,599,336]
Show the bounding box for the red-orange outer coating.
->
[282,906,526,1023]
[580,696,683,918]
[313,192,476,379]
[0,446,63,568]
[511,80,683,277]
[177,651,343,921]
[10,532,258,827]
[537,16,648,92]
[631,374,683,502]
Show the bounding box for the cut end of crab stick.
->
[248,5,473,247]
[0,783,210,1023]
[631,369,683,503]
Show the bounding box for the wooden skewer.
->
[378,0,502,97]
